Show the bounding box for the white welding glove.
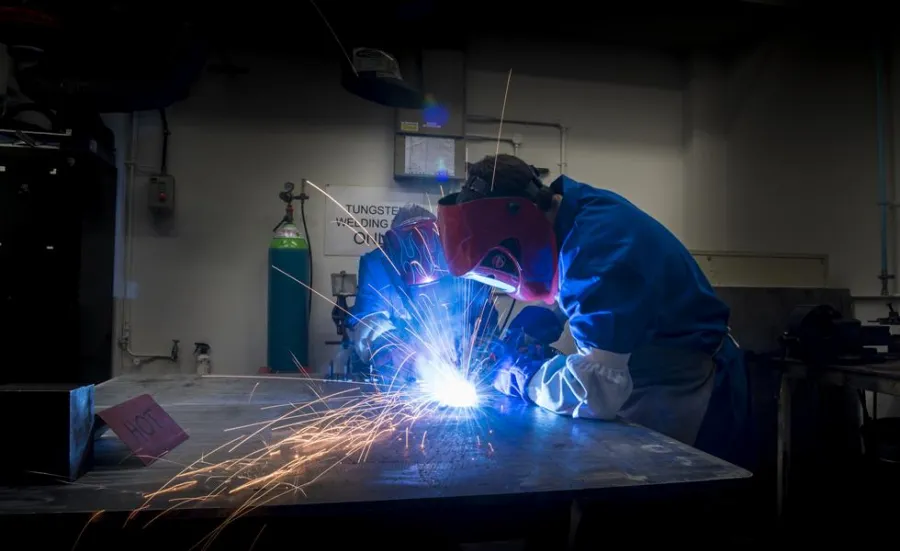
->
[331,346,352,373]
[526,348,633,420]
[352,313,396,363]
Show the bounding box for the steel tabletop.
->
[0,374,749,518]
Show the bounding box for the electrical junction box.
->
[148,174,175,213]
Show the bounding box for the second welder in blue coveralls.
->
[437,155,747,454]
[347,205,498,376]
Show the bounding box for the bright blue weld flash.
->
[416,359,480,408]
[431,377,478,408]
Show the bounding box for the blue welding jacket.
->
[552,176,729,355]
[350,250,498,338]
[350,250,402,326]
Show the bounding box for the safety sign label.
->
[323,185,435,256]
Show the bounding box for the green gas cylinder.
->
[267,223,310,371]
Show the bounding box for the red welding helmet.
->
[437,169,559,304]
[383,216,449,287]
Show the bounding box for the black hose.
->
[300,198,313,324]
[159,109,170,174]
[499,299,517,334]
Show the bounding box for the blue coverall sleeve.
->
[350,252,393,325]
[558,219,661,354]
[349,252,400,365]
[507,305,566,345]
[521,208,661,420]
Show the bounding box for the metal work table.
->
[0,374,750,548]
[776,358,900,516]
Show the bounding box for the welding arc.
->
[140,263,496,550]
[136,187,508,551]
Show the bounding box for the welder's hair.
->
[392,203,436,228]
[468,154,536,194]
[460,154,554,211]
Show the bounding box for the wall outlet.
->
[148,174,175,214]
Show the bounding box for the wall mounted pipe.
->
[560,126,568,175]
[119,112,180,366]
[875,43,894,296]
[466,114,567,174]
[466,133,520,156]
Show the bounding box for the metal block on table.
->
[0,383,94,484]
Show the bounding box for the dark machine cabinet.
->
[0,141,117,385]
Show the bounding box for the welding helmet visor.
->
[437,195,558,303]
[383,216,449,287]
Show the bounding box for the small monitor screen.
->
[403,136,455,178]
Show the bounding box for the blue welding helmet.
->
[383,216,449,287]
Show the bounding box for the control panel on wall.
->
[148,174,175,214]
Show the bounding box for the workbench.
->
[0,374,750,549]
[776,358,900,516]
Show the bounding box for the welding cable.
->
[499,299,517,333]
[300,196,313,323]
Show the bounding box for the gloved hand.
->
[487,323,557,380]
[368,322,420,384]
[369,332,400,368]
[492,354,563,399]
[331,347,352,375]
[492,362,534,399]
[506,305,566,346]
[353,314,396,364]
[526,349,633,420]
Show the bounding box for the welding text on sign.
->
[323,185,432,257]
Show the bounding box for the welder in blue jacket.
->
[346,205,498,380]
[437,154,747,453]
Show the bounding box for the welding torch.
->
[488,306,566,372]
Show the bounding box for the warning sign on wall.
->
[323,185,435,257]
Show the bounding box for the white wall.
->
[118,35,899,377]
[466,39,686,236]
[726,34,898,321]
[726,33,884,296]
[122,54,395,374]
[724,33,900,418]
